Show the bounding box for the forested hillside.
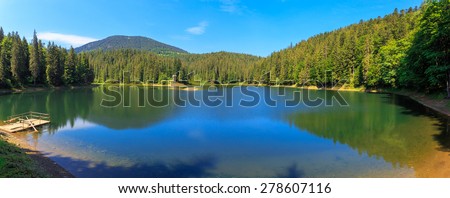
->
[258,7,420,87]
[83,0,450,95]
[0,30,93,88]
[257,0,449,95]
[75,35,188,54]
[86,50,260,84]
[0,1,448,96]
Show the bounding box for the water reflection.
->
[277,163,306,178]
[286,91,450,177]
[1,87,449,177]
[0,86,179,131]
[46,154,217,178]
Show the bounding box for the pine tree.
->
[77,53,94,84]
[46,42,64,86]
[10,33,28,85]
[401,0,450,95]
[0,27,3,55]
[64,47,77,85]
[0,27,4,44]
[29,30,40,85]
[21,37,30,82]
[0,36,12,88]
[38,40,46,84]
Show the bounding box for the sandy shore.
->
[1,85,448,178]
[389,90,450,117]
[0,131,74,178]
[296,86,450,117]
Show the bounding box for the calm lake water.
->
[1,86,449,178]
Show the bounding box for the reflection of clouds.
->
[188,130,205,141]
[58,118,96,132]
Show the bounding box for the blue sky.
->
[0,0,422,56]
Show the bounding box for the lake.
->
[1,86,449,178]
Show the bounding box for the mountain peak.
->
[75,35,188,54]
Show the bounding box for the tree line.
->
[258,0,449,95]
[85,49,260,84]
[85,0,450,95]
[0,30,93,88]
[1,1,448,96]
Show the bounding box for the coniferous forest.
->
[0,1,449,95]
[0,30,94,88]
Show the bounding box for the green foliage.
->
[0,1,448,94]
[0,35,13,88]
[75,35,188,54]
[400,0,450,95]
[179,52,261,83]
[258,6,420,88]
[86,50,260,84]
[64,47,77,85]
[10,33,29,85]
[0,28,94,88]
[46,42,64,86]
[29,30,43,85]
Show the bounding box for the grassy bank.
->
[0,133,48,178]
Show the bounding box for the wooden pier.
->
[0,112,50,133]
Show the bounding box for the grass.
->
[0,135,48,178]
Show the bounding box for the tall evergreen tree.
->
[401,0,450,95]
[64,47,77,85]
[46,42,64,86]
[21,37,30,81]
[38,40,46,84]
[10,33,28,84]
[29,30,41,85]
[0,27,3,41]
[0,35,12,88]
[0,27,3,55]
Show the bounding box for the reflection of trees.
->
[86,86,178,129]
[0,86,179,132]
[277,163,305,178]
[286,92,450,176]
[0,88,93,133]
[46,89,94,133]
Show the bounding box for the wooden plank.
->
[25,116,38,132]
[0,119,50,133]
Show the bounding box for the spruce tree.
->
[0,27,4,43]
[46,42,63,86]
[29,30,40,85]
[10,33,28,85]
[64,47,77,85]
[0,36,12,88]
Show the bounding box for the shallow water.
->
[1,86,449,177]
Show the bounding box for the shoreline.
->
[384,89,450,117]
[296,85,450,117]
[0,131,74,178]
[1,84,449,178]
[0,84,99,95]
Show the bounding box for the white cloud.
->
[186,21,208,35]
[37,32,97,47]
[220,0,243,14]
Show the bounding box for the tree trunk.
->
[447,70,450,99]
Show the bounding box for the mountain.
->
[75,35,188,54]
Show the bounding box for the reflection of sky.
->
[57,119,97,132]
[3,86,446,177]
[32,112,413,177]
[16,87,430,178]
